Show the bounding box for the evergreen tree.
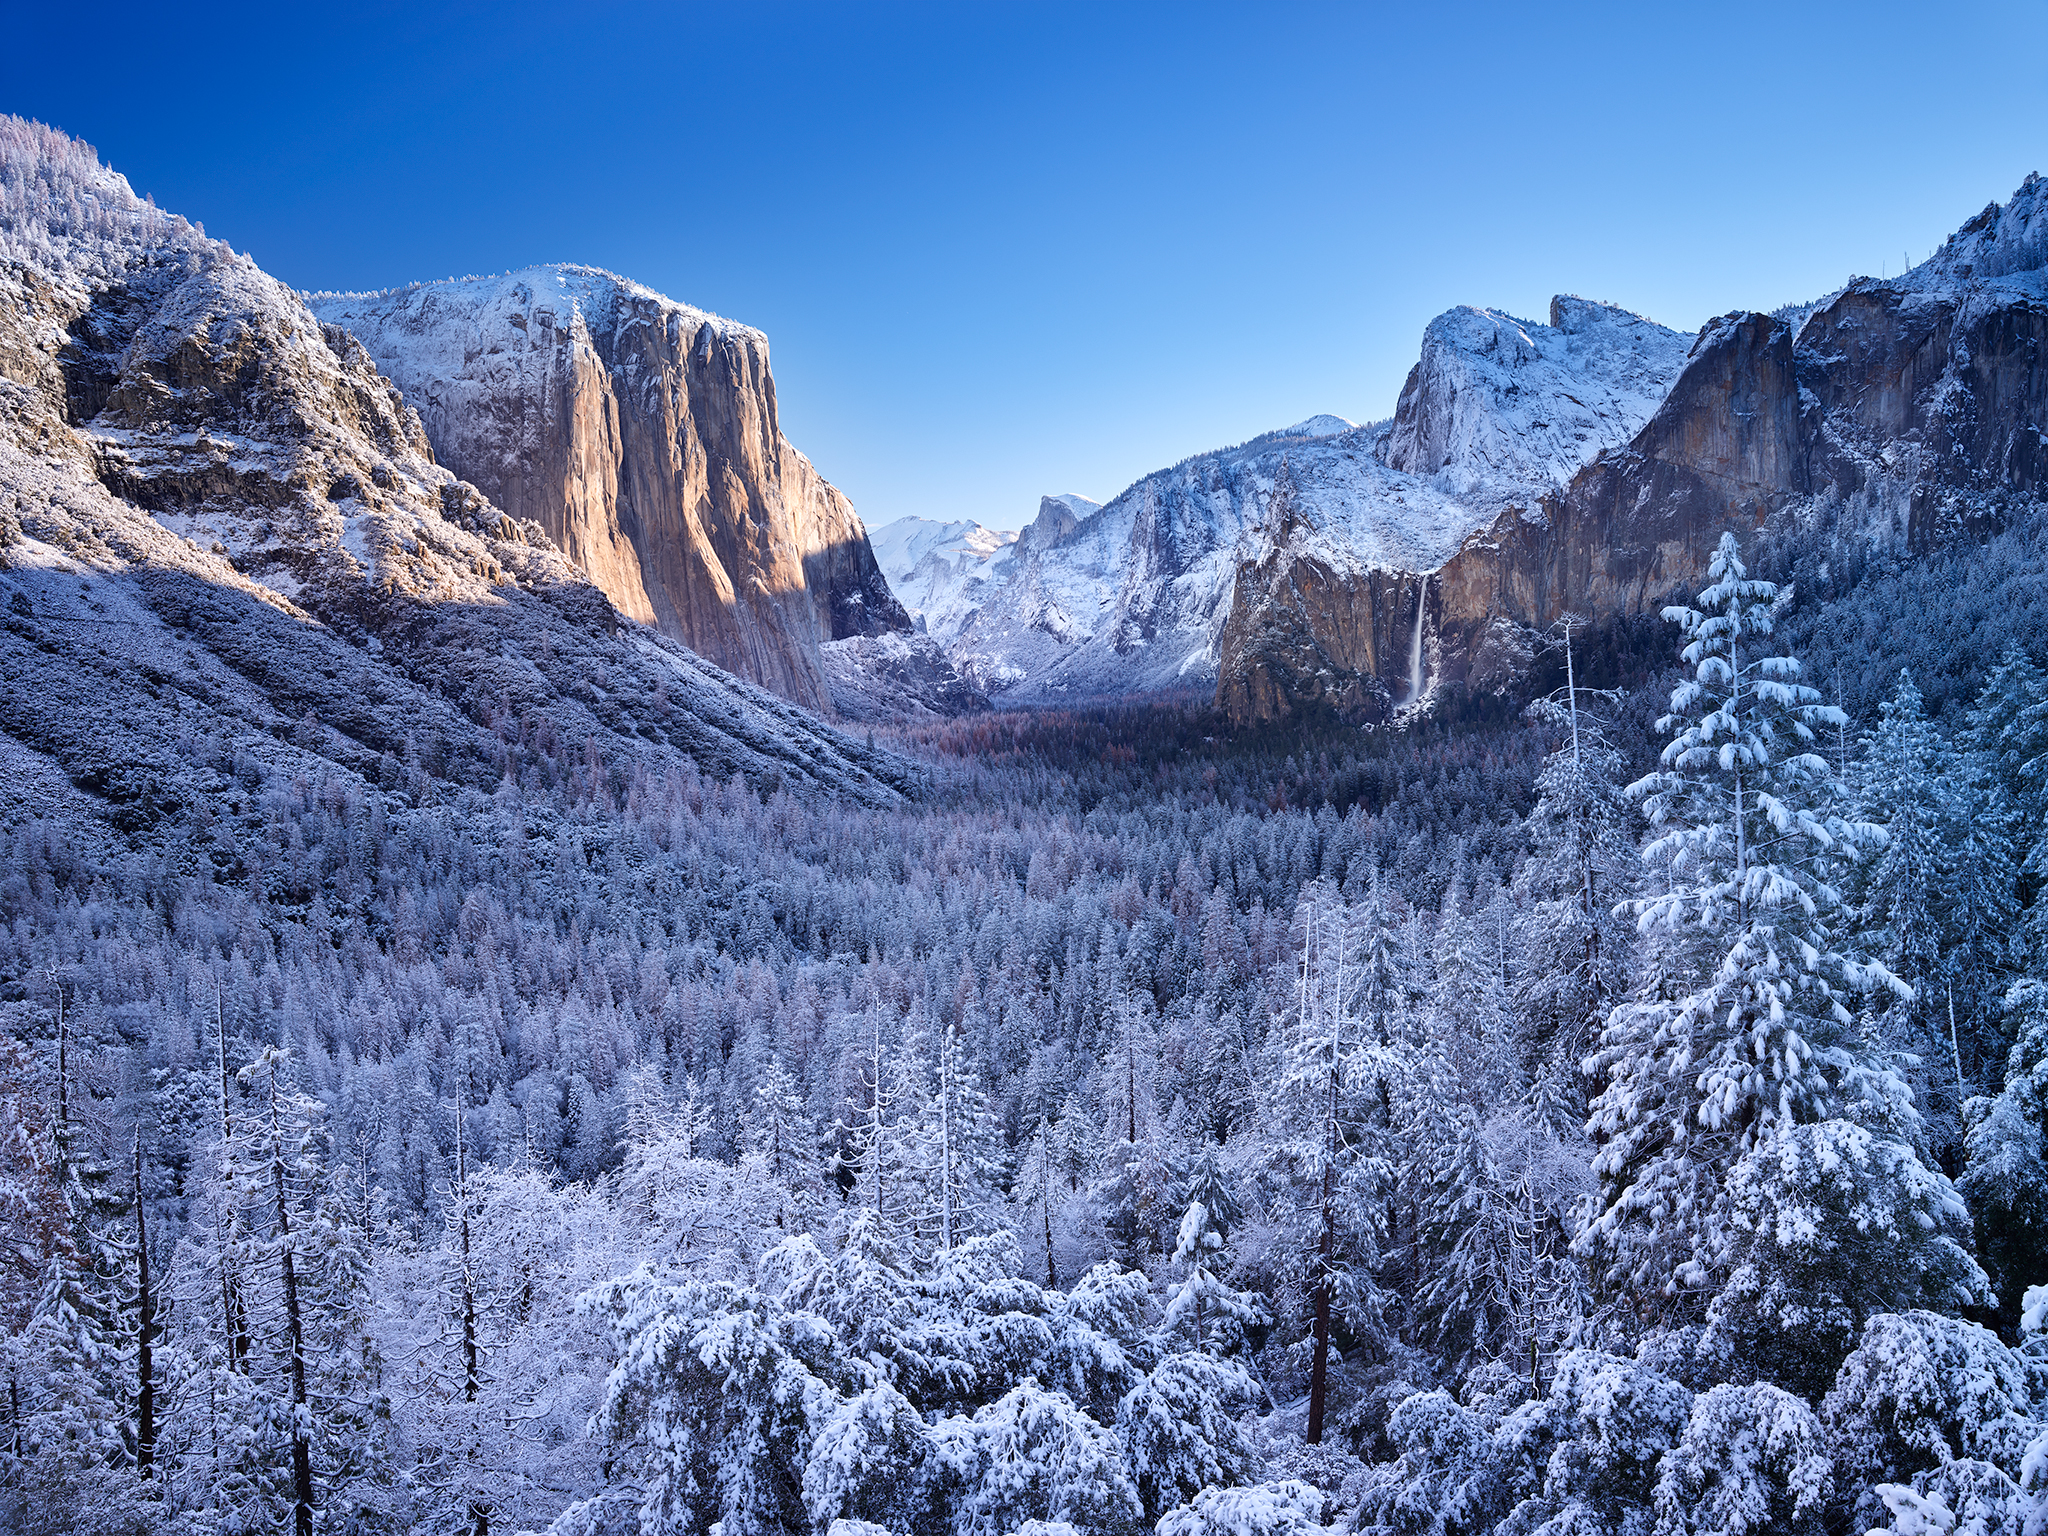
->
[748,1054,827,1233]
[1260,879,1402,1443]
[1514,629,1639,1093]
[224,1047,327,1536]
[1011,1115,1063,1289]
[1578,533,1943,1350]
[1850,670,2011,1143]
[1160,1151,1260,1357]
[896,1012,1002,1254]
[1962,977,2048,1319]
[1415,1103,1592,1394]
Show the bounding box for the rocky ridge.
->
[0,117,919,859]
[310,269,911,716]
[1220,173,2048,720]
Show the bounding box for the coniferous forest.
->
[3,55,2048,1535]
[11,512,2048,1536]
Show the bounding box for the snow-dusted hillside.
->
[940,296,1686,702]
[867,514,1018,643]
[1903,169,2048,292]
[0,117,920,805]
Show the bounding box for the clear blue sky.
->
[6,1,2044,530]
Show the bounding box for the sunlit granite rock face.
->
[0,117,919,811]
[313,268,910,715]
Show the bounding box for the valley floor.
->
[8,532,2048,1536]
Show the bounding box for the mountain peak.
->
[1384,297,1689,501]
[1909,171,2048,288]
[1279,414,1357,439]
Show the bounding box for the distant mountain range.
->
[5,114,2041,740]
[874,178,2046,720]
[872,292,1691,706]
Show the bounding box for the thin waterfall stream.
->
[1405,572,1428,705]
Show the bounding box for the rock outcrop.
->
[312,269,910,715]
[0,117,919,823]
[1218,174,2048,720]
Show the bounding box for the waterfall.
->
[1405,572,1428,705]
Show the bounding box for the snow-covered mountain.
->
[938,297,1688,703]
[0,118,920,807]
[1383,296,1692,501]
[866,514,1019,643]
[1223,173,2048,720]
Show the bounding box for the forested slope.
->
[6,117,2048,1536]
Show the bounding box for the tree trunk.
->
[457,1106,489,1536]
[133,1133,156,1478]
[1306,1159,1335,1445]
[1040,1127,1058,1290]
[215,986,250,1373]
[1126,1013,1138,1146]
[939,1029,955,1252]
[271,1110,314,1536]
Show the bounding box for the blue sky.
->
[6,1,2044,530]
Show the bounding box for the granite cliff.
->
[1217,174,2048,721]
[0,117,919,847]
[311,269,910,715]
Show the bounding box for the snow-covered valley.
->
[4,110,2048,1536]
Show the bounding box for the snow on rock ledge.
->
[1384,296,1691,503]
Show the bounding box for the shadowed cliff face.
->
[1219,175,2048,722]
[312,269,910,715]
[1800,278,2048,547]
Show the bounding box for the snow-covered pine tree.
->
[1854,673,1947,1012]
[832,1010,901,1229]
[1414,1102,1592,1395]
[1963,976,2048,1318]
[1160,1149,1260,1356]
[2,1055,134,1526]
[1428,897,1515,1101]
[1966,645,2048,886]
[747,1053,826,1232]
[1091,995,1170,1271]
[224,1047,327,1536]
[1012,1115,1063,1289]
[896,1010,1001,1254]
[402,1088,493,1536]
[1578,533,1954,1350]
[1850,670,1999,1146]
[308,1148,398,1536]
[1261,879,1400,1443]
[1514,619,1638,1093]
